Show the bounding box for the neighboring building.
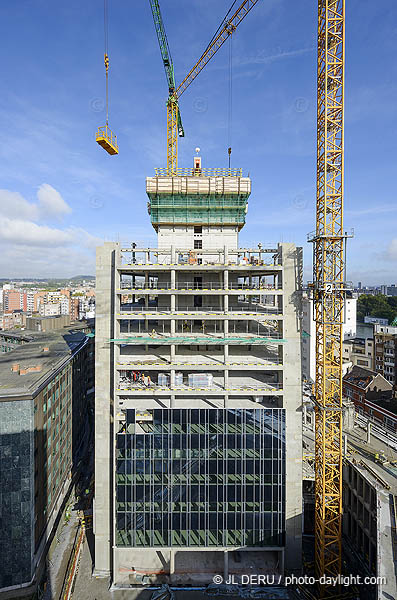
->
[364,316,388,326]
[343,459,397,600]
[0,310,28,331]
[374,324,397,387]
[70,296,80,321]
[0,325,94,595]
[26,292,35,313]
[342,337,375,371]
[386,285,397,296]
[95,161,303,590]
[0,331,32,353]
[342,365,396,431]
[3,290,27,312]
[39,302,61,317]
[78,296,95,320]
[26,315,71,332]
[302,291,357,382]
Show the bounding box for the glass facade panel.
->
[116,408,285,548]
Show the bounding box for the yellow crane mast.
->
[310,0,350,594]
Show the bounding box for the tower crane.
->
[149,0,261,176]
[310,0,349,595]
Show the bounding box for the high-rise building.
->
[3,290,27,312]
[94,160,303,590]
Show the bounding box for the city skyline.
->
[0,1,396,283]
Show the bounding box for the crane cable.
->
[228,33,233,168]
[104,0,110,126]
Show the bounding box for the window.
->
[194,239,202,250]
[194,226,202,234]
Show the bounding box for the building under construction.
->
[94,159,303,590]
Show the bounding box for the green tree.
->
[357,294,397,324]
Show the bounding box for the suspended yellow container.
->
[96,125,119,155]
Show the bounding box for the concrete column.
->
[224,245,229,264]
[170,369,175,388]
[223,550,229,582]
[170,344,176,362]
[171,269,176,290]
[144,273,149,311]
[171,318,175,335]
[171,245,176,264]
[171,294,176,312]
[224,270,229,314]
[367,422,371,444]
[224,369,229,390]
[170,550,175,583]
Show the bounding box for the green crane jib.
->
[149,0,184,137]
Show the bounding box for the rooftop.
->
[343,365,379,389]
[0,324,90,398]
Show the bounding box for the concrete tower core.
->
[94,159,303,593]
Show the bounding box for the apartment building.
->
[374,324,397,387]
[342,337,375,372]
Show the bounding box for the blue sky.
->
[0,0,396,284]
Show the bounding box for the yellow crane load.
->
[96,124,118,155]
[96,2,118,156]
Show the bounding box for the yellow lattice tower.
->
[310,0,349,596]
[166,97,179,176]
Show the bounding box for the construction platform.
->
[96,125,119,155]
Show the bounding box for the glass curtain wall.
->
[116,408,285,548]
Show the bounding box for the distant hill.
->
[0,275,95,282]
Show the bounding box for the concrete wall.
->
[280,243,303,573]
[94,242,118,576]
[157,225,238,251]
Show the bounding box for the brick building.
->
[342,365,396,431]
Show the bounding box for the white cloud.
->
[0,217,73,246]
[0,184,71,222]
[0,190,38,220]
[0,186,102,277]
[36,183,72,218]
[385,239,397,261]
